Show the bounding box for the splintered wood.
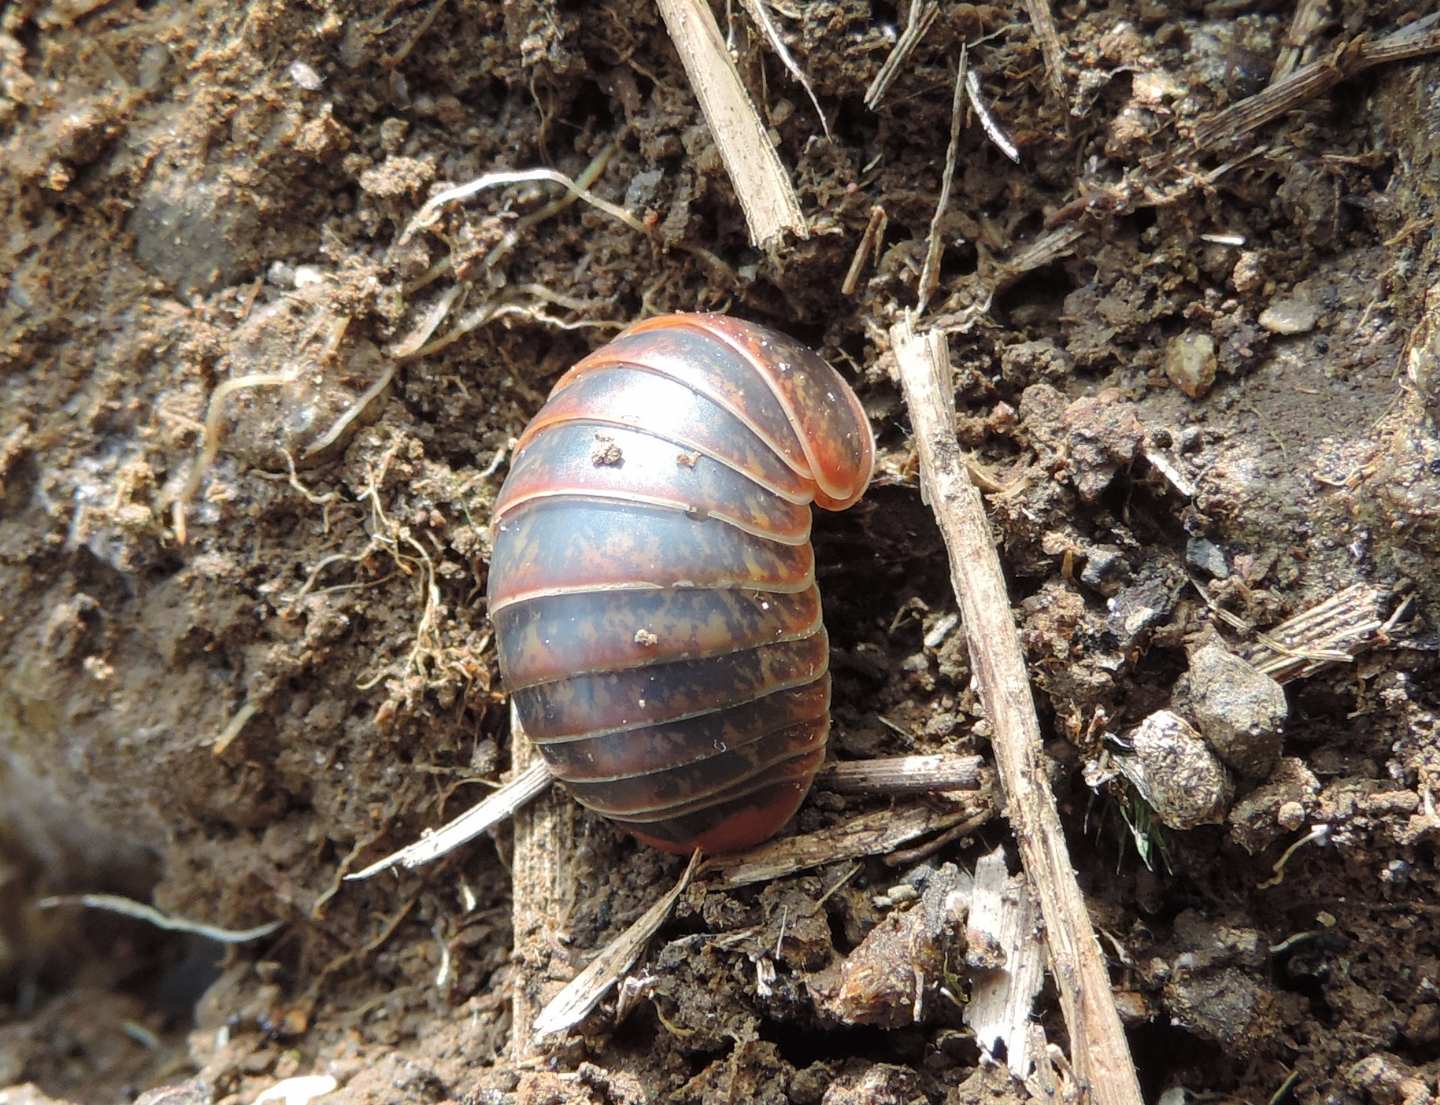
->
[655,0,807,248]
[963,848,1046,1078]
[531,850,703,1041]
[891,316,1144,1105]
[1023,0,1067,101]
[1242,583,1410,683]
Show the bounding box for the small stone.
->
[1080,544,1130,594]
[130,170,254,294]
[1259,296,1319,335]
[1162,967,1278,1056]
[624,168,665,210]
[1106,567,1181,647]
[1178,426,1204,453]
[1404,1003,1440,1045]
[1227,758,1318,853]
[1185,536,1230,579]
[1115,710,1234,830]
[379,116,410,154]
[292,264,325,289]
[1163,332,1218,398]
[1175,641,1288,778]
[288,59,324,90]
[1001,338,1073,387]
[1231,250,1265,294]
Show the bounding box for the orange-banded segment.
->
[613,753,825,854]
[512,629,828,742]
[508,366,814,506]
[494,586,823,691]
[487,498,815,615]
[538,677,830,782]
[690,314,874,509]
[496,421,811,545]
[558,314,875,511]
[564,714,829,818]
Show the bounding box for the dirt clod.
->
[1116,711,1234,830]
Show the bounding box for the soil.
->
[2,2,1438,1104]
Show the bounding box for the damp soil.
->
[2,2,1438,1104]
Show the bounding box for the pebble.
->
[1080,544,1129,593]
[1185,536,1230,579]
[1258,296,1319,335]
[1163,332,1217,398]
[288,60,324,91]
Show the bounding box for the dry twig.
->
[817,753,985,794]
[966,68,1020,164]
[1272,0,1331,83]
[531,849,702,1040]
[865,1,939,110]
[655,0,807,248]
[1023,0,1067,101]
[842,205,888,296]
[891,314,1143,1105]
[346,761,554,880]
[918,49,967,317]
[738,0,830,138]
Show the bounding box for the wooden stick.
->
[509,707,582,1063]
[890,314,1143,1105]
[817,753,985,794]
[655,0,807,249]
[864,1,939,110]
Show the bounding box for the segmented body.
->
[487,313,873,853]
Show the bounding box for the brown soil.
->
[2,2,1438,1104]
